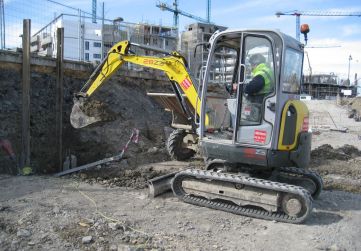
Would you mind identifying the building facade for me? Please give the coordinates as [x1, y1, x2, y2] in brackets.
[31, 14, 178, 64]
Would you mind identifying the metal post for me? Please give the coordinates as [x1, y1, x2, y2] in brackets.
[80, 11, 84, 61]
[296, 14, 300, 42]
[207, 0, 211, 23]
[112, 20, 115, 45]
[101, 2, 104, 59]
[0, 0, 5, 49]
[347, 54, 352, 82]
[173, 0, 179, 29]
[56, 27, 64, 171]
[21, 19, 31, 170]
[78, 9, 81, 61]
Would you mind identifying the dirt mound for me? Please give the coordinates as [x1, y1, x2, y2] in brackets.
[72, 158, 203, 190]
[77, 166, 166, 189]
[311, 144, 361, 161]
[348, 97, 361, 121]
[350, 97, 361, 113]
[63, 76, 173, 174]
[310, 144, 361, 193]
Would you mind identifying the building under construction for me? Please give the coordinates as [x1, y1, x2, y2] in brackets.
[303, 73, 357, 99]
[180, 22, 227, 80]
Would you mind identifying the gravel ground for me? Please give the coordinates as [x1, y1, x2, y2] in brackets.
[0, 174, 360, 251]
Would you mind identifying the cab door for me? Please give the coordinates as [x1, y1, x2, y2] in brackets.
[234, 33, 277, 147]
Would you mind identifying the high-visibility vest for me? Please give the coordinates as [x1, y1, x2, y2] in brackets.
[252, 63, 274, 94]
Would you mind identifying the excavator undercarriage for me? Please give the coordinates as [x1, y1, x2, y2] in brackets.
[149, 165, 322, 224]
[173, 169, 313, 223]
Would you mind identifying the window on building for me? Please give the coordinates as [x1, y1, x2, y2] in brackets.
[93, 42, 101, 47]
[85, 41, 89, 50]
[93, 53, 101, 59]
[85, 53, 89, 61]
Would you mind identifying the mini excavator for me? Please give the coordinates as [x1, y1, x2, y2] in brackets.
[71, 25, 323, 223]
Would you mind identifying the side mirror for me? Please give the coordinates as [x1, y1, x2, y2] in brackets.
[300, 24, 310, 45]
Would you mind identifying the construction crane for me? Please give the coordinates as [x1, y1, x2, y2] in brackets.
[275, 10, 361, 41]
[156, 0, 212, 30]
[92, 0, 96, 23]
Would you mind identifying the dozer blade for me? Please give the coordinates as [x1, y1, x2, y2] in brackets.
[148, 171, 179, 197]
[70, 97, 116, 128]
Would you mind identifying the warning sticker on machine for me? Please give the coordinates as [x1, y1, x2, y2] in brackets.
[254, 130, 267, 144]
[244, 106, 251, 116]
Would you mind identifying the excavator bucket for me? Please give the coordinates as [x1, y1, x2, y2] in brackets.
[70, 97, 116, 128]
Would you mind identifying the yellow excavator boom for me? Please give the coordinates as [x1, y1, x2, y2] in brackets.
[74, 40, 207, 127]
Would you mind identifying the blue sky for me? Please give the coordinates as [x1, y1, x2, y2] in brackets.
[86, 0, 361, 81]
[4, 0, 361, 82]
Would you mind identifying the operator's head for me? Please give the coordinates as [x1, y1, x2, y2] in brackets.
[249, 54, 266, 68]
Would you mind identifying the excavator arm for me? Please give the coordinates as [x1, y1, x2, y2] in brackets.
[71, 40, 206, 128]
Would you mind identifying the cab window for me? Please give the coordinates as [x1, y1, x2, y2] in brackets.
[282, 48, 303, 93]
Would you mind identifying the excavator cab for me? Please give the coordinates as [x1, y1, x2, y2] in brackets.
[199, 30, 310, 170]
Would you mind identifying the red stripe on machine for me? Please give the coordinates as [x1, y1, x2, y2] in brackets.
[243, 148, 266, 160]
[180, 78, 192, 90]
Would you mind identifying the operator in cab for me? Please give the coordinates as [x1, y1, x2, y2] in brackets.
[225, 53, 274, 123]
[226, 53, 273, 101]
[244, 53, 274, 103]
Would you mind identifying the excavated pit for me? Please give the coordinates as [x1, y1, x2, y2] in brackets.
[0, 62, 173, 174]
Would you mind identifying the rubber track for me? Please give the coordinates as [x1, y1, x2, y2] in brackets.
[172, 169, 313, 224]
[277, 167, 323, 199]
